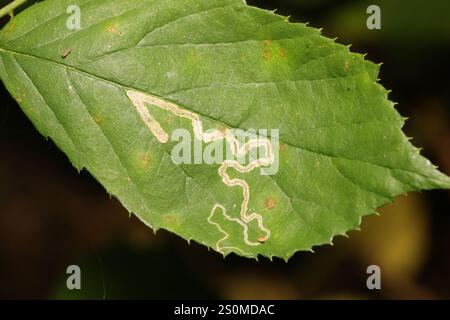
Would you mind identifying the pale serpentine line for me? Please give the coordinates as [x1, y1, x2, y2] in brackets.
[207, 204, 251, 256]
[127, 90, 272, 253]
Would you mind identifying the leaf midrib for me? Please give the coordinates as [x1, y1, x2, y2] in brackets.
[0, 46, 344, 225]
[1, 46, 444, 190]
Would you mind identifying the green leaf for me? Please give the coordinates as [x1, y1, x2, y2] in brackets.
[0, 0, 449, 260]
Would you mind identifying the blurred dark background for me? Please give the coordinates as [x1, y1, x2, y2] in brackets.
[1, 0, 449, 299]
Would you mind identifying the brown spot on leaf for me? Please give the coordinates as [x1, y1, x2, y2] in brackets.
[107, 26, 123, 36]
[280, 143, 287, 153]
[263, 49, 272, 61]
[344, 61, 350, 71]
[264, 197, 277, 210]
[279, 48, 287, 59]
[140, 154, 151, 167]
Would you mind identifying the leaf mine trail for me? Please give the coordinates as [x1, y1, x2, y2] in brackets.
[127, 90, 273, 254]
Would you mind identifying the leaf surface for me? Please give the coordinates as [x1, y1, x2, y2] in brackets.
[1, 0, 449, 259]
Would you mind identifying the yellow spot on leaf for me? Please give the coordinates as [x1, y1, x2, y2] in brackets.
[263, 50, 272, 61]
[263, 40, 273, 61]
[218, 125, 228, 135]
[278, 48, 287, 59]
[94, 115, 102, 124]
[3, 23, 16, 36]
[164, 214, 178, 224]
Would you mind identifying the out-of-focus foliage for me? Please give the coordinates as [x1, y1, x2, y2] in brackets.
[326, 0, 450, 47]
